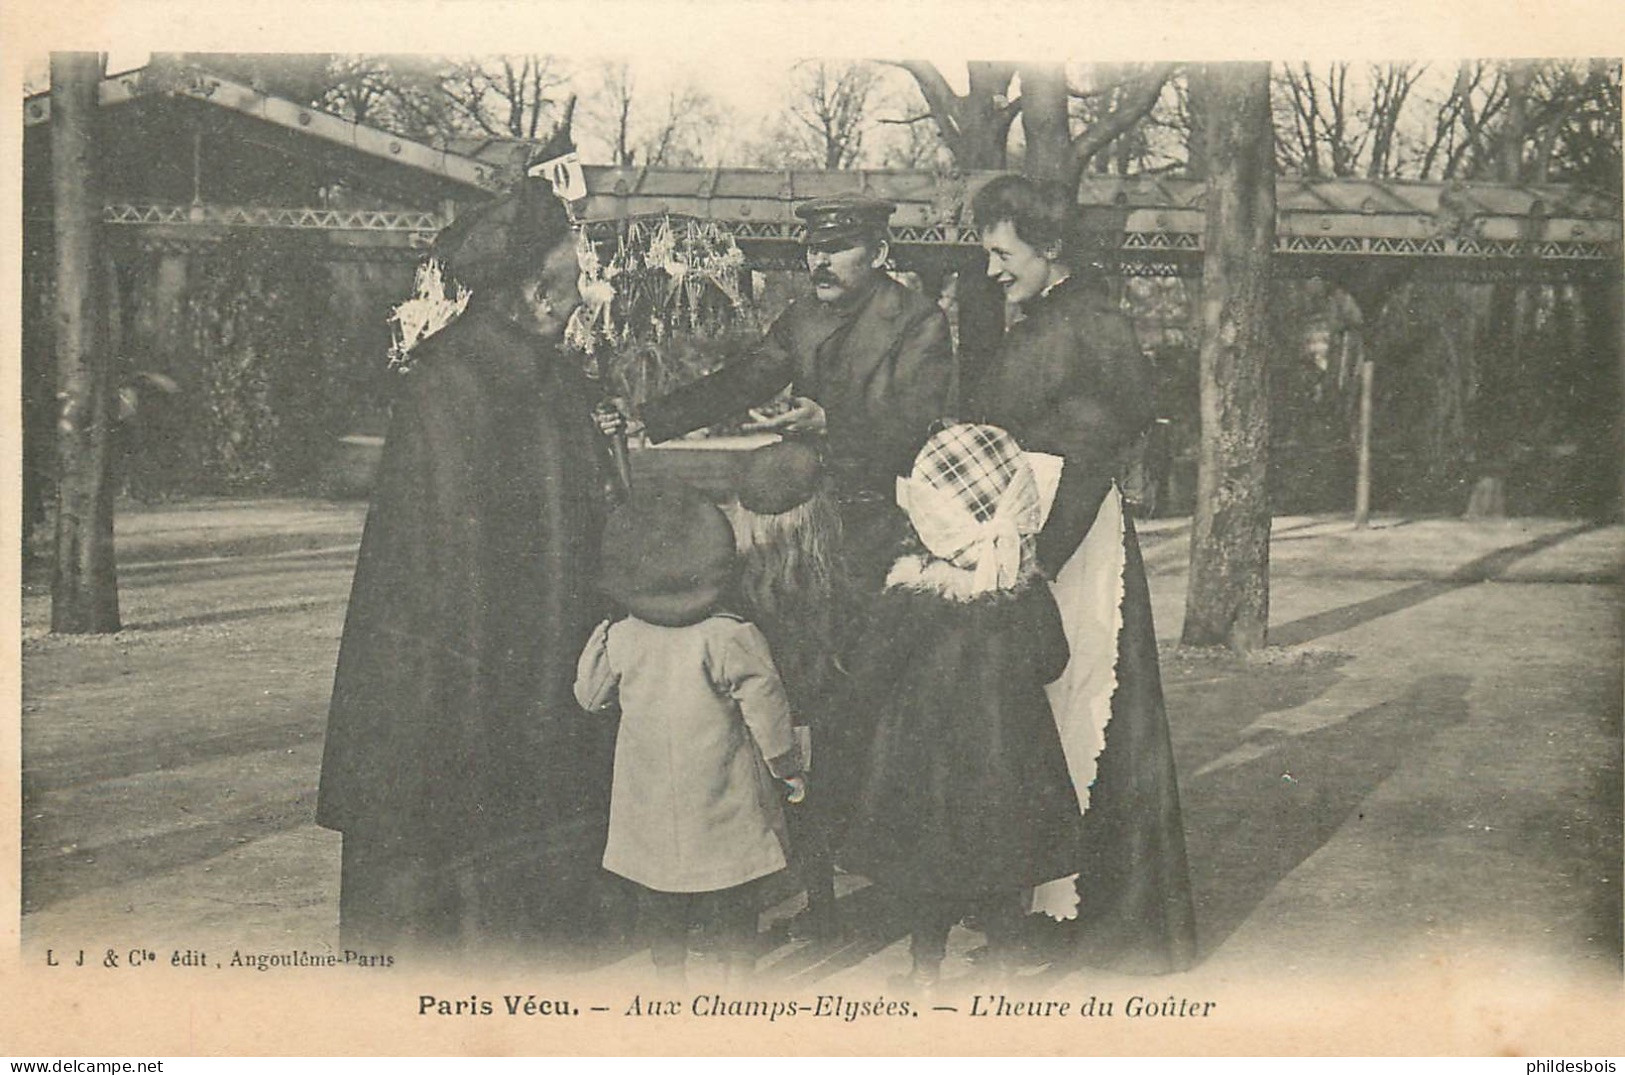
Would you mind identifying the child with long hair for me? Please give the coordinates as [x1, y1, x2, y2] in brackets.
[723, 439, 847, 944]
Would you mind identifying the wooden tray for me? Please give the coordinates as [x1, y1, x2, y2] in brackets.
[628, 434, 783, 500]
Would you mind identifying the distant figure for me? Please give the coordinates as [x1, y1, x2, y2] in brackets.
[575, 484, 805, 985]
[317, 167, 615, 957]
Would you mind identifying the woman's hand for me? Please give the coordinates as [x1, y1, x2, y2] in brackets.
[743, 396, 826, 435]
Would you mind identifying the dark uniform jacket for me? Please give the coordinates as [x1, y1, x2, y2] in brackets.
[316, 306, 613, 950]
[642, 273, 956, 496]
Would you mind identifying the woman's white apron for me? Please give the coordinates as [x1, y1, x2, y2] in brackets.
[1025, 454, 1128, 920]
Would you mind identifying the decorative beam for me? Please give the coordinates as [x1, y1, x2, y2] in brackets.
[103, 202, 447, 233]
[583, 213, 1617, 269]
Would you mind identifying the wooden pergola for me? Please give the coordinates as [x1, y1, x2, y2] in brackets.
[26, 64, 1620, 280]
[574, 166, 1622, 286]
[25, 63, 1624, 524]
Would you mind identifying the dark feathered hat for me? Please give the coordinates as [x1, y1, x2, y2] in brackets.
[432, 128, 577, 292]
[598, 482, 737, 627]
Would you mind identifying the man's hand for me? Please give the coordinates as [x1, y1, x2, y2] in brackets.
[743, 396, 826, 434]
[592, 401, 630, 438]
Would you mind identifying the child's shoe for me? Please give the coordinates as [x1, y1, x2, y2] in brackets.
[887, 959, 941, 998]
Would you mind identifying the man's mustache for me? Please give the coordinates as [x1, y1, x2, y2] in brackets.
[811, 270, 840, 286]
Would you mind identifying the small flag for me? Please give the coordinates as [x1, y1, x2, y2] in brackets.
[529, 151, 587, 204]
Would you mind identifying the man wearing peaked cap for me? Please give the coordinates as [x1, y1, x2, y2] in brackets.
[796, 192, 899, 254]
[639, 190, 957, 592]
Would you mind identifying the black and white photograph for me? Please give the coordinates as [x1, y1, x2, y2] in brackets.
[4, 0, 1623, 1058]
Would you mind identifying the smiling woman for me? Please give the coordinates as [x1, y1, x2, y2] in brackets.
[965, 173, 1198, 974]
[976, 177, 1081, 306]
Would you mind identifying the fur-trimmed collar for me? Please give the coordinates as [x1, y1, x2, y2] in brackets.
[882, 553, 1043, 603]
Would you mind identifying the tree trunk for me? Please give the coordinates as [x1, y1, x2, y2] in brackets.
[895, 61, 1014, 171]
[1181, 63, 1275, 652]
[50, 52, 121, 634]
[1497, 61, 1532, 183]
[954, 260, 1006, 403]
[1579, 277, 1624, 520]
[1017, 63, 1071, 181]
[1184, 71, 1210, 181]
[1461, 60, 1535, 516]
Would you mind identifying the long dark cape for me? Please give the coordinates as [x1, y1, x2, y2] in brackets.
[316, 307, 612, 953]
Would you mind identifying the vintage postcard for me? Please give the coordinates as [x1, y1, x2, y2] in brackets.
[3, 0, 1623, 1058]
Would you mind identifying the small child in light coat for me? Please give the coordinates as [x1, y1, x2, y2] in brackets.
[575, 482, 804, 983]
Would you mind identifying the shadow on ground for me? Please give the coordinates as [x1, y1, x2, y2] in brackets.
[1177, 671, 1473, 960]
[1271, 521, 1599, 646]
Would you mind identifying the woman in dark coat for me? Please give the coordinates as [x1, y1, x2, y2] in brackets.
[315, 175, 614, 957]
[964, 174, 1198, 974]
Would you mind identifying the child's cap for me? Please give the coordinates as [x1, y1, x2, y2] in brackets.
[599, 482, 736, 626]
[736, 438, 826, 516]
[896, 423, 1043, 592]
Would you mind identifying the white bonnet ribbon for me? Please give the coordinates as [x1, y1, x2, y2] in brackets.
[1026, 451, 1065, 527]
[896, 472, 1042, 594]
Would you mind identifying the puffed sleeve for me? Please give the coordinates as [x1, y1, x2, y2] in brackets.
[1030, 309, 1154, 576]
[710, 620, 801, 777]
[572, 618, 620, 712]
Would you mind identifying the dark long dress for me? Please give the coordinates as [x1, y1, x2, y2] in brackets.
[966, 275, 1199, 974]
[837, 575, 1082, 898]
[315, 305, 613, 956]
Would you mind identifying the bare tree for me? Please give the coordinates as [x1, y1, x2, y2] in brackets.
[1270, 62, 1428, 179]
[891, 60, 1020, 170]
[1181, 62, 1276, 652]
[50, 52, 121, 633]
[642, 85, 721, 167]
[438, 55, 570, 140]
[579, 63, 722, 167]
[586, 61, 638, 166]
[317, 55, 470, 145]
[1365, 62, 1427, 178]
[785, 60, 883, 169]
[893, 60, 1174, 187]
[1019, 62, 1175, 187]
[1070, 64, 1186, 177]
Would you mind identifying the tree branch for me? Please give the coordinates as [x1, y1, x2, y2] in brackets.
[890, 59, 960, 132]
[1062, 62, 1175, 187]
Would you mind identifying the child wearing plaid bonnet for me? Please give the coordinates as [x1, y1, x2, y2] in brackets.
[835, 423, 1085, 989]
